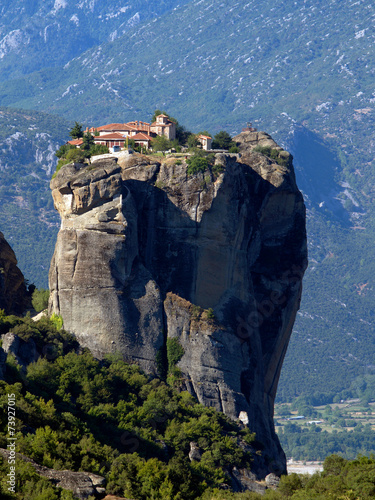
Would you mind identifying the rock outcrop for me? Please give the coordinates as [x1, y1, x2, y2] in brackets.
[1, 332, 39, 370]
[0, 231, 27, 315]
[49, 131, 307, 477]
[0, 448, 105, 500]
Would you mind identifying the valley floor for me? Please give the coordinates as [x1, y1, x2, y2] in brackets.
[287, 460, 323, 475]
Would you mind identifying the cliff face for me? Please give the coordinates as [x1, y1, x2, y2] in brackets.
[49, 131, 307, 476]
[0, 231, 27, 315]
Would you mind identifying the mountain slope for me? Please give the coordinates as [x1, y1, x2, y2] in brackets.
[0, 0, 373, 138]
[0, 0, 191, 81]
[0, 107, 70, 288]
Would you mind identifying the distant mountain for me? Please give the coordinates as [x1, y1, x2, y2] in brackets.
[0, 0, 191, 81]
[0, 107, 70, 288]
[0, 0, 374, 401]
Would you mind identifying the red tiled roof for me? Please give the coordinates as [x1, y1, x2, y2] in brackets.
[126, 121, 150, 128]
[94, 133, 126, 140]
[96, 123, 135, 132]
[131, 133, 153, 141]
[199, 135, 212, 139]
[67, 138, 83, 146]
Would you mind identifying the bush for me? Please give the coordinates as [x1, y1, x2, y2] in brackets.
[253, 145, 272, 156]
[65, 148, 86, 162]
[166, 338, 184, 369]
[89, 144, 109, 156]
[187, 156, 208, 176]
[55, 143, 75, 159]
[253, 145, 290, 167]
[32, 289, 50, 312]
[206, 308, 215, 320]
[212, 131, 233, 150]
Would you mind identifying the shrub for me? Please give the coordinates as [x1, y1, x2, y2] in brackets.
[187, 156, 208, 176]
[166, 338, 184, 369]
[89, 144, 109, 156]
[50, 313, 63, 331]
[32, 289, 50, 312]
[211, 163, 224, 177]
[206, 308, 215, 320]
[65, 148, 86, 162]
[253, 145, 272, 156]
[55, 143, 75, 159]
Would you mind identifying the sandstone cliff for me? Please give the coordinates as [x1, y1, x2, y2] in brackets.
[49, 131, 307, 477]
[0, 231, 27, 315]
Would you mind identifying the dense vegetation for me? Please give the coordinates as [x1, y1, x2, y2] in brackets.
[0, 0, 192, 82]
[1, 314, 375, 498]
[0, 312, 258, 499]
[277, 208, 375, 403]
[275, 395, 375, 461]
[278, 424, 375, 462]
[201, 456, 375, 499]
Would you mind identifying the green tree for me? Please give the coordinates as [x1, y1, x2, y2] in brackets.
[151, 135, 172, 153]
[197, 130, 212, 138]
[55, 143, 75, 159]
[69, 121, 84, 139]
[65, 148, 86, 163]
[212, 131, 235, 150]
[187, 134, 200, 149]
[81, 132, 95, 152]
[32, 289, 50, 312]
[151, 109, 164, 123]
[186, 156, 209, 175]
[176, 124, 191, 145]
[166, 338, 184, 370]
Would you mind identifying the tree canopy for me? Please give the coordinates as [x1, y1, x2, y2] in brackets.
[212, 131, 237, 151]
[151, 134, 172, 152]
[68, 121, 84, 139]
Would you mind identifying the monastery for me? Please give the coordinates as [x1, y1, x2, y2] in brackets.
[68, 114, 212, 151]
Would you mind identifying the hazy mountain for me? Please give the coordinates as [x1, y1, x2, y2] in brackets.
[0, 0, 374, 401]
[0, 0, 191, 81]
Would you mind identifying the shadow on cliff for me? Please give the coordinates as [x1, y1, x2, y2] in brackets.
[124, 157, 306, 366]
[124, 178, 201, 302]
[289, 126, 352, 226]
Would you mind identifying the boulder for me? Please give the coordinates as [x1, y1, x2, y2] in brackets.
[0, 448, 105, 500]
[2, 332, 39, 369]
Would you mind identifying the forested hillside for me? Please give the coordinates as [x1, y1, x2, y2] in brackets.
[1, 314, 375, 499]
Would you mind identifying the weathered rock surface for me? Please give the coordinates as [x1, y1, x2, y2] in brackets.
[1, 332, 39, 370]
[0, 231, 28, 315]
[188, 441, 202, 462]
[49, 132, 307, 477]
[0, 448, 105, 500]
